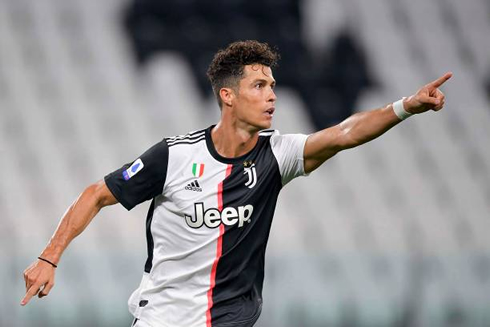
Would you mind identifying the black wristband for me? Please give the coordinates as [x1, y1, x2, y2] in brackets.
[38, 257, 58, 268]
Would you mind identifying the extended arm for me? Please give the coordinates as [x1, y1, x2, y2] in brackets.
[21, 180, 117, 306]
[304, 72, 452, 173]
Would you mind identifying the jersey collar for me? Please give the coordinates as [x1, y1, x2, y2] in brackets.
[205, 125, 261, 164]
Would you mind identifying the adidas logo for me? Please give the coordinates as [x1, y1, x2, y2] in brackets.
[185, 180, 202, 192]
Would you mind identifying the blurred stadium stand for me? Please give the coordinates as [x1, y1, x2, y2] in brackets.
[123, 0, 372, 128]
[1, 0, 490, 326]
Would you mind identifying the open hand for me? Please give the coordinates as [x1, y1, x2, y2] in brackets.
[405, 72, 453, 114]
[21, 259, 56, 306]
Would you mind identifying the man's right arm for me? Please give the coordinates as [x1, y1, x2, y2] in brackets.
[303, 72, 452, 173]
[21, 180, 117, 306]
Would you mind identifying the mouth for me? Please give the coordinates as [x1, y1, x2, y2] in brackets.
[264, 107, 275, 117]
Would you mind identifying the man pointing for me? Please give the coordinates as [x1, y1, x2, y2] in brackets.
[22, 40, 451, 327]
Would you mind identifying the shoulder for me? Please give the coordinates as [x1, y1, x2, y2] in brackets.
[260, 129, 307, 145]
[165, 128, 207, 148]
[258, 129, 309, 151]
[267, 131, 309, 157]
[257, 129, 279, 150]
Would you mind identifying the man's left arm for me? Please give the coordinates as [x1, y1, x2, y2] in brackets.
[304, 72, 453, 173]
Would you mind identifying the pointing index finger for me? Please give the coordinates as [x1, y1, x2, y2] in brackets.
[21, 285, 40, 306]
[428, 72, 453, 89]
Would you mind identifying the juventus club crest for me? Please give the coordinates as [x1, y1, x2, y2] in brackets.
[243, 161, 257, 189]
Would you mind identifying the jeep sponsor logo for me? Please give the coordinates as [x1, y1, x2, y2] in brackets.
[185, 202, 253, 229]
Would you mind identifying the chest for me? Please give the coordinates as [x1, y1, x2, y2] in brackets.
[162, 146, 281, 217]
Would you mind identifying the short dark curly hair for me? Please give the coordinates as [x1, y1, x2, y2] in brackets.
[207, 40, 280, 108]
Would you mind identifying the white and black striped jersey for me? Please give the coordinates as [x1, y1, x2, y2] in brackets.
[105, 126, 308, 327]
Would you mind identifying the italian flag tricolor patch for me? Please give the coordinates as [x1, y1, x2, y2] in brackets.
[192, 163, 205, 178]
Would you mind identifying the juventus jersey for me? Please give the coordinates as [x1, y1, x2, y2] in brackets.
[104, 126, 308, 327]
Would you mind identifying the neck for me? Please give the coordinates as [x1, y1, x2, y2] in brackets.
[211, 120, 259, 158]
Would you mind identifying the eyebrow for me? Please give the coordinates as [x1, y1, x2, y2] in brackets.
[252, 78, 276, 86]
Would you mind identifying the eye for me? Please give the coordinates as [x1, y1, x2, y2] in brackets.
[255, 83, 263, 89]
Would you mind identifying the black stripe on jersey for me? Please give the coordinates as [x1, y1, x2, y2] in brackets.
[167, 137, 205, 146]
[166, 130, 206, 144]
[167, 133, 205, 144]
[144, 199, 156, 273]
[167, 136, 206, 146]
[167, 136, 206, 147]
[211, 134, 282, 326]
[195, 180, 200, 187]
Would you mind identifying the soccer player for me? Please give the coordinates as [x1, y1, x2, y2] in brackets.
[21, 40, 451, 327]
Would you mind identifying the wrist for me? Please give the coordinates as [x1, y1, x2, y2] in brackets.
[39, 249, 61, 266]
[38, 257, 58, 268]
[392, 97, 412, 120]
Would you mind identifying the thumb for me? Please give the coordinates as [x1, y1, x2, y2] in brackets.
[39, 279, 55, 298]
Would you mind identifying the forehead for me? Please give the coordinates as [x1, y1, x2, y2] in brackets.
[242, 64, 274, 82]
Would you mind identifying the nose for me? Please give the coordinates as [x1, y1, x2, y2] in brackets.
[268, 88, 277, 102]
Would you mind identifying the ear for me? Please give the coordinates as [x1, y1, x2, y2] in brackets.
[219, 87, 235, 107]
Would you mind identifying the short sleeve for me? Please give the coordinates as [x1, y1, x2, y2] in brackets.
[104, 139, 169, 211]
[270, 132, 309, 186]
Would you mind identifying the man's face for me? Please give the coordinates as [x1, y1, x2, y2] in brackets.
[231, 64, 277, 131]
